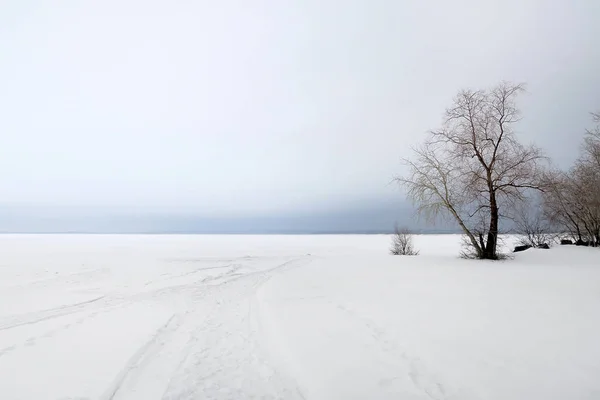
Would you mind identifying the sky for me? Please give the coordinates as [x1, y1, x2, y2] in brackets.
[1, 0, 599, 232]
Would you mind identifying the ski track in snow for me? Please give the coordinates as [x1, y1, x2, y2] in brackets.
[0, 251, 313, 399]
[160, 257, 310, 400]
[0, 296, 107, 332]
[101, 314, 182, 400]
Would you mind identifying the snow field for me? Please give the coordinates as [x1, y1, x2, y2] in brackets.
[0, 234, 598, 399]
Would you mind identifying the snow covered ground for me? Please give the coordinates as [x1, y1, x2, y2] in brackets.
[0, 234, 599, 400]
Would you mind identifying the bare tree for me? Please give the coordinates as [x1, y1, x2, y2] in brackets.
[397, 82, 545, 259]
[571, 162, 600, 246]
[390, 226, 419, 255]
[542, 170, 585, 242]
[584, 111, 600, 169]
[542, 112, 600, 246]
[514, 201, 553, 248]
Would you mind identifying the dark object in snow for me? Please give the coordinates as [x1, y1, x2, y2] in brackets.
[537, 243, 550, 249]
[561, 239, 574, 245]
[514, 244, 532, 253]
[575, 240, 590, 246]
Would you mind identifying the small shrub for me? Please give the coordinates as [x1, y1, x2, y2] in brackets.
[390, 226, 419, 256]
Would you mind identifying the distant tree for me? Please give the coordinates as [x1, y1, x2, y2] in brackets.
[390, 226, 419, 255]
[514, 199, 553, 248]
[570, 163, 600, 246]
[584, 111, 600, 169]
[396, 82, 545, 259]
[542, 112, 600, 246]
[542, 170, 585, 242]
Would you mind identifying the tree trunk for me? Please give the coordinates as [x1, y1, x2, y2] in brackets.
[483, 193, 499, 259]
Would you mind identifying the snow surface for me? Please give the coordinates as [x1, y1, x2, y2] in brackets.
[0, 234, 599, 400]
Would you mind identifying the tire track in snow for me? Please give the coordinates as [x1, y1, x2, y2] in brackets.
[143, 263, 242, 287]
[0, 257, 258, 334]
[249, 282, 308, 400]
[161, 256, 312, 400]
[0, 306, 110, 358]
[1, 254, 312, 399]
[0, 296, 106, 331]
[0, 268, 217, 334]
[0, 283, 197, 359]
[100, 314, 183, 400]
[1, 267, 110, 290]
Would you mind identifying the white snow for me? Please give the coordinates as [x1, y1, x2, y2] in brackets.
[0, 234, 599, 399]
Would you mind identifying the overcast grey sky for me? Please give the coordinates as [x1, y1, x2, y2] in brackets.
[1, 0, 599, 224]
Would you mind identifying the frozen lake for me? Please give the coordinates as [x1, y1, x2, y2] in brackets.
[0, 234, 599, 399]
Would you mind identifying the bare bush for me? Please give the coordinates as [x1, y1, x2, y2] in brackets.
[390, 226, 419, 255]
